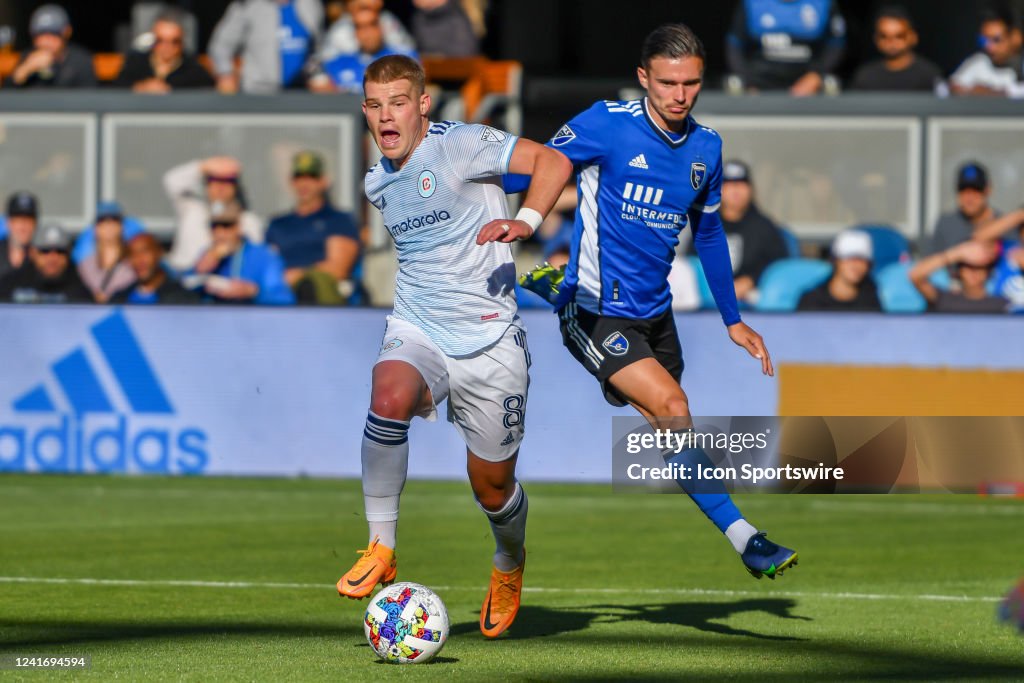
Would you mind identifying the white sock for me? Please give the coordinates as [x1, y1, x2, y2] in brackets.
[479, 482, 528, 572]
[361, 412, 410, 550]
[725, 519, 758, 554]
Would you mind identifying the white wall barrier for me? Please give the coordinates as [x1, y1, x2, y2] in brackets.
[0, 307, 1021, 482]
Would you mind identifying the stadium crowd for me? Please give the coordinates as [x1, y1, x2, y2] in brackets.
[0, 1, 1022, 312]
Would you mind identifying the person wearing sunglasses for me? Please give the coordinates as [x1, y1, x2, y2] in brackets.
[186, 199, 294, 305]
[849, 5, 942, 92]
[0, 224, 91, 304]
[114, 11, 215, 93]
[163, 156, 264, 272]
[950, 5, 1024, 97]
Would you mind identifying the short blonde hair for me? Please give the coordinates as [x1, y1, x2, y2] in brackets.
[364, 55, 426, 95]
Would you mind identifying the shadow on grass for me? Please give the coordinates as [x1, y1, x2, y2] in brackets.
[451, 598, 809, 641]
[2, 607, 1021, 681]
[0, 619, 360, 650]
[372, 656, 458, 666]
[447, 599, 1023, 681]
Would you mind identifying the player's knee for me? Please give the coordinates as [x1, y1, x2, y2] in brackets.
[474, 485, 512, 512]
[470, 475, 515, 512]
[662, 394, 690, 419]
[369, 391, 418, 422]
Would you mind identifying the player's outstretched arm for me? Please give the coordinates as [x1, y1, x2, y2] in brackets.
[477, 140, 572, 244]
[728, 322, 774, 377]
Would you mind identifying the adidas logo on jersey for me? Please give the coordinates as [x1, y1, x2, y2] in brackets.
[628, 154, 649, 170]
[500, 431, 515, 446]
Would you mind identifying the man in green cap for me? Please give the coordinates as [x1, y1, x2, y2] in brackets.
[266, 150, 364, 304]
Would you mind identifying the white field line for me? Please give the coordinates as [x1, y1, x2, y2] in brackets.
[3, 485, 1022, 516]
[0, 576, 1000, 604]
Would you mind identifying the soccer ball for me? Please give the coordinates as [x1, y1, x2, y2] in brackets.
[364, 582, 449, 664]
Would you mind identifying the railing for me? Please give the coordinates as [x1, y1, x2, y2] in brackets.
[0, 92, 1022, 245]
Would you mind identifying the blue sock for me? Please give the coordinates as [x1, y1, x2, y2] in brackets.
[666, 447, 744, 533]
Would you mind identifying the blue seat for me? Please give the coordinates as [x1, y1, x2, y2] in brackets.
[755, 258, 832, 312]
[778, 227, 801, 258]
[877, 262, 952, 313]
[857, 225, 910, 275]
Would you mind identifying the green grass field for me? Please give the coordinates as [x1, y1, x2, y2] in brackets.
[1, 475, 1022, 681]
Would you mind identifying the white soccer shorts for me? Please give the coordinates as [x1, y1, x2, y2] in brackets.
[374, 315, 530, 462]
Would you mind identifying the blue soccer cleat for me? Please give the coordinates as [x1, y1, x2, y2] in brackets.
[518, 263, 565, 306]
[741, 532, 798, 579]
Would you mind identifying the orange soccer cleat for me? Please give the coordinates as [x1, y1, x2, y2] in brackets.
[336, 537, 397, 599]
[479, 550, 526, 638]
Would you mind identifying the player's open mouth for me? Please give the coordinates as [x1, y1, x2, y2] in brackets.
[380, 129, 400, 147]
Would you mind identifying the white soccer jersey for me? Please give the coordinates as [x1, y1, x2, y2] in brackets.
[366, 121, 519, 356]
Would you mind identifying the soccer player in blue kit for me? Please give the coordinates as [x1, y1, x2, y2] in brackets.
[522, 24, 798, 578]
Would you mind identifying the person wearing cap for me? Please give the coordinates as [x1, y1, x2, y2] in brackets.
[0, 224, 91, 303]
[6, 4, 96, 88]
[910, 239, 1008, 314]
[110, 234, 200, 305]
[950, 6, 1024, 98]
[187, 199, 294, 305]
[849, 5, 943, 92]
[163, 156, 264, 272]
[76, 201, 137, 303]
[925, 162, 1002, 256]
[114, 10, 215, 93]
[716, 160, 788, 304]
[0, 192, 39, 280]
[265, 151, 363, 304]
[797, 230, 882, 312]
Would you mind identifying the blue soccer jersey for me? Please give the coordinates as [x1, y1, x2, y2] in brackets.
[548, 98, 741, 326]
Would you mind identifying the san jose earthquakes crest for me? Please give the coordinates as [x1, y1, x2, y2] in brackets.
[691, 162, 707, 191]
[602, 331, 629, 356]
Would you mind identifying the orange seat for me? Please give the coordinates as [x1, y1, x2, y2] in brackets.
[0, 51, 20, 84]
[461, 60, 521, 122]
[420, 57, 522, 125]
[93, 53, 124, 82]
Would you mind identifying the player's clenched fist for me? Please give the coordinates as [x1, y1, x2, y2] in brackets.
[476, 219, 534, 244]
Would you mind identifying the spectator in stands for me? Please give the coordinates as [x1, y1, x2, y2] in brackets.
[725, 0, 846, 95]
[0, 192, 38, 280]
[312, 8, 417, 93]
[717, 160, 789, 304]
[849, 6, 943, 92]
[208, 0, 323, 94]
[163, 156, 264, 272]
[0, 224, 91, 303]
[797, 229, 882, 311]
[188, 199, 294, 305]
[411, 0, 481, 57]
[114, 11, 214, 92]
[973, 206, 1024, 311]
[6, 5, 95, 89]
[925, 162, 999, 256]
[318, 0, 415, 69]
[110, 233, 199, 305]
[265, 151, 362, 304]
[950, 6, 1024, 98]
[76, 201, 136, 303]
[910, 240, 1007, 313]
